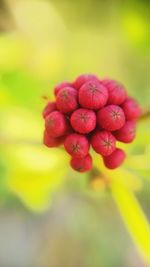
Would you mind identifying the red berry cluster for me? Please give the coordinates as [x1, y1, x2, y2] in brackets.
[43, 74, 141, 172]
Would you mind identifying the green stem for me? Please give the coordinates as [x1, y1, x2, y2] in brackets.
[139, 109, 150, 121]
[111, 179, 150, 266]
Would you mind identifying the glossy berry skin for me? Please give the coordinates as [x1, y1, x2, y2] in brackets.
[70, 154, 92, 172]
[114, 120, 136, 143]
[56, 87, 78, 114]
[103, 148, 126, 169]
[97, 105, 125, 131]
[64, 133, 89, 158]
[54, 82, 72, 96]
[42, 101, 56, 119]
[121, 97, 142, 120]
[71, 108, 96, 134]
[43, 130, 65, 147]
[43, 74, 141, 172]
[45, 111, 69, 138]
[101, 79, 127, 105]
[91, 131, 116, 156]
[79, 80, 108, 110]
[73, 74, 98, 90]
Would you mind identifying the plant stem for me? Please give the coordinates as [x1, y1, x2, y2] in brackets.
[139, 109, 150, 121]
[111, 180, 150, 266]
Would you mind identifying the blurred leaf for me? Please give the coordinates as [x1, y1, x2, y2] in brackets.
[111, 178, 150, 265]
[0, 33, 30, 71]
[1, 71, 43, 107]
[0, 83, 12, 106]
[0, 106, 70, 211]
[4, 144, 69, 212]
[123, 121, 150, 172]
[121, 1, 150, 52]
[29, 44, 65, 81]
[123, 12, 148, 44]
[133, 170, 150, 181]
[93, 153, 142, 192]
[0, 107, 42, 140]
[126, 155, 150, 171]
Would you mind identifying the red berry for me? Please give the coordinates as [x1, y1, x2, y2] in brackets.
[71, 108, 96, 134]
[121, 97, 142, 120]
[73, 74, 98, 89]
[54, 82, 72, 96]
[103, 148, 126, 169]
[97, 105, 125, 131]
[79, 80, 108, 110]
[45, 111, 69, 137]
[91, 131, 116, 156]
[114, 120, 136, 143]
[64, 133, 89, 158]
[100, 79, 127, 105]
[42, 101, 56, 119]
[70, 154, 92, 172]
[56, 87, 78, 114]
[43, 130, 65, 147]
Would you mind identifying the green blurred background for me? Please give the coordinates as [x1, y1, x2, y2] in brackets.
[0, 0, 150, 266]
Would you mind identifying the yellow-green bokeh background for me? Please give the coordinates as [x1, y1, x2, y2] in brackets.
[0, 0, 150, 266]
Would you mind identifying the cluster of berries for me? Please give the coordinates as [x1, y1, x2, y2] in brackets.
[43, 74, 141, 172]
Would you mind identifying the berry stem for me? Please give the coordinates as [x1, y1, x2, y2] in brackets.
[139, 108, 150, 121]
[88, 167, 110, 188]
